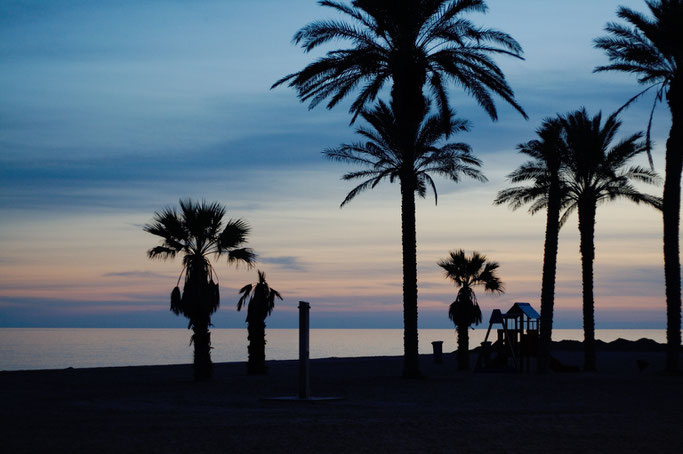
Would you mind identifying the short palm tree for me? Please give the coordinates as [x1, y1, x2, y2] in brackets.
[237, 270, 282, 375]
[560, 109, 661, 371]
[594, 0, 683, 373]
[494, 117, 566, 374]
[438, 250, 504, 371]
[274, 0, 526, 378]
[144, 199, 256, 380]
[325, 100, 485, 376]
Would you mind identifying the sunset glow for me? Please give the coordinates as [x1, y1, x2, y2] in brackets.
[0, 0, 672, 328]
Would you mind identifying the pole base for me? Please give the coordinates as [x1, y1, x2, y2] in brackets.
[262, 396, 344, 402]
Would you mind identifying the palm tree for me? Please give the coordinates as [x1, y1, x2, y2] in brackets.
[273, 0, 526, 378]
[594, 0, 683, 373]
[559, 109, 661, 371]
[438, 250, 504, 371]
[144, 199, 256, 380]
[237, 270, 283, 375]
[494, 117, 566, 374]
[325, 100, 485, 376]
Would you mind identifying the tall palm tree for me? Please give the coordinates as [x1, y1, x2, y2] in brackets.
[560, 109, 661, 371]
[144, 199, 256, 380]
[274, 0, 526, 377]
[594, 0, 683, 373]
[494, 117, 566, 374]
[438, 249, 504, 371]
[237, 270, 283, 375]
[325, 100, 485, 376]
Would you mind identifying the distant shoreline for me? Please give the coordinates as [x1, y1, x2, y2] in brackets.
[1, 337, 679, 374]
[1, 329, 679, 372]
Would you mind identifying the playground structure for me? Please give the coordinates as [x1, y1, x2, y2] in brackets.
[475, 302, 540, 372]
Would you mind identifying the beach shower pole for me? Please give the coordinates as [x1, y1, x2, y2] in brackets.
[298, 301, 310, 399]
[265, 301, 339, 402]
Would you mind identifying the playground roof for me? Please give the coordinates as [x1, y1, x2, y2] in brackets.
[505, 302, 540, 320]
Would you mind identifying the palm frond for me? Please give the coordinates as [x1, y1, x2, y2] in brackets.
[560, 108, 660, 218]
[227, 248, 256, 268]
[219, 218, 251, 250]
[495, 116, 566, 214]
[236, 270, 282, 321]
[440, 247, 503, 327]
[144, 198, 256, 329]
[329, 99, 482, 207]
[147, 246, 177, 260]
[273, 0, 526, 122]
[593, 0, 679, 170]
[236, 284, 253, 312]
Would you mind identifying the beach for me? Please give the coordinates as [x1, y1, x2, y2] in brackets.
[1, 344, 682, 454]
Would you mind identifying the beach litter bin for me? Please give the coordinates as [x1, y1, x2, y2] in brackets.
[431, 341, 444, 364]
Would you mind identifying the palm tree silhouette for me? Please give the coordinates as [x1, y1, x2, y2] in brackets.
[144, 199, 256, 380]
[274, 0, 525, 377]
[326, 100, 485, 376]
[559, 109, 660, 371]
[326, 100, 484, 204]
[438, 249, 504, 371]
[594, 0, 682, 373]
[273, 0, 526, 124]
[494, 117, 566, 374]
[237, 270, 283, 375]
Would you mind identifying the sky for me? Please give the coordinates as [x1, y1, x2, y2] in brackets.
[0, 0, 674, 329]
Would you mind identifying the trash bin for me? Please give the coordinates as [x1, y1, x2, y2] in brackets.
[431, 341, 444, 364]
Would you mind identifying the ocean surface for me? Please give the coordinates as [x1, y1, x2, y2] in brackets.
[0, 328, 673, 371]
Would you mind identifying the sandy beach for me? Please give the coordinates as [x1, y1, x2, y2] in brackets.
[1, 347, 681, 453]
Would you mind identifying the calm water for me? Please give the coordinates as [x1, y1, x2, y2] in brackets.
[0, 328, 671, 371]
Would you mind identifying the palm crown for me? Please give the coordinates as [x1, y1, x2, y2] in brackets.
[558, 109, 661, 225]
[595, 1, 679, 85]
[495, 111, 661, 219]
[273, 0, 527, 122]
[144, 199, 256, 320]
[494, 118, 567, 214]
[144, 199, 255, 265]
[237, 270, 283, 323]
[438, 249, 503, 327]
[439, 249, 504, 292]
[325, 100, 485, 206]
[594, 0, 682, 162]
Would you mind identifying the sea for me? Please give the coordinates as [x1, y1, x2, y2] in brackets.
[0, 328, 673, 371]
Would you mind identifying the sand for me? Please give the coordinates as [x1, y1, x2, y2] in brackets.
[1, 348, 682, 453]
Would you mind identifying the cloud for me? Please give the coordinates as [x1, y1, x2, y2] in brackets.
[103, 270, 171, 279]
[258, 256, 307, 272]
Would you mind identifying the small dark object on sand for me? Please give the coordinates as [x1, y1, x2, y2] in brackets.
[636, 359, 650, 372]
[550, 355, 580, 373]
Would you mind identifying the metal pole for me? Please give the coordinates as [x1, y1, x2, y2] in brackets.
[298, 301, 310, 399]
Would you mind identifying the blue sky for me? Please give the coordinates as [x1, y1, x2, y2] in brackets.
[0, 0, 672, 329]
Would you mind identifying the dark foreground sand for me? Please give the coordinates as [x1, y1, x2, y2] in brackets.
[1, 348, 682, 453]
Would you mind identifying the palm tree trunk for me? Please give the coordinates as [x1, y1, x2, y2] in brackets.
[192, 317, 212, 381]
[391, 57, 425, 379]
[663, 85, 682, 373]
[400, 176, 421, 378]
[247, 320, 267, 374]
[578, 200, 597, 372]
[538, 179, 561, 374]
[456, 325, 470, 371]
